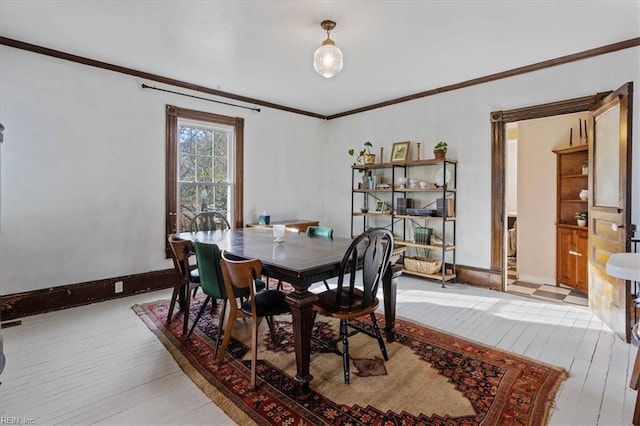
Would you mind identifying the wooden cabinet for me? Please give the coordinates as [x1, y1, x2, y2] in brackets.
[351, 159, 457, 285]
[553, 145, 588, 293]
[556, 226, 588, 293]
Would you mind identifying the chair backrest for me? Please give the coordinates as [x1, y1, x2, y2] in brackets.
[219, 251, 262, 316]
[333, 228, 394, 311]
[193, 241, 227, 299]
[190, 211, 231, 232]
[306, 226, 334, 238]
[168, 234, 193, 280]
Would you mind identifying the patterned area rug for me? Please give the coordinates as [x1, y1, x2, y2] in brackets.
[133, 297, 567, 425]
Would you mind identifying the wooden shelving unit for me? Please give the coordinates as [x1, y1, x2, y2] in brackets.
[351, 158, 457, 286]
[553, 145, 588, 292]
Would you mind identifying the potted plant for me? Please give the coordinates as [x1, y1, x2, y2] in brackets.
[575, 211, 588, 227]
[348, 141, 376, 166]
[433, 141, 447, 160]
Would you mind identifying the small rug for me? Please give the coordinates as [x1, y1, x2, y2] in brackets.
[133, 297, 567, 425]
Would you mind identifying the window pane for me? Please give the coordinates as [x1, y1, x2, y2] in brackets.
[197, 184, 212, 212]
[179, 127, 196, 154]
[179, 153, 196, 181]
[214, 157, 228, 182]
[214, 131, 229, 156]
[196, 156, 213, 182]
[178, 184, 197, 232]
[594, 104, 620, 207]
[214, 185, 228, 212]
[196, 129, 213, 156]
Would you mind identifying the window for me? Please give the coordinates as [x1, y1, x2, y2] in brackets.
[166, 105, 244, 254]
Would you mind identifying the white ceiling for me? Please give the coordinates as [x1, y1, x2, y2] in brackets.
[1, 1, 639, 116]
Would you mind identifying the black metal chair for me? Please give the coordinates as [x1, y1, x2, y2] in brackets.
[312, 227, 394, 384]
[167, 235, 201, 335]
[190, 211, 231, 232]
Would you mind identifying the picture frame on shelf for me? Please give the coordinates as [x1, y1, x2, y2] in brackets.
[374, 200, 391, 214]
[390, 141, 410, 162]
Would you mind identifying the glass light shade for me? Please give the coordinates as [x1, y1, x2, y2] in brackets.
[313, 40, 343, 79]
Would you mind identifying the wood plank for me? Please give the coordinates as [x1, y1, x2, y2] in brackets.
[0, 277, 635, 425]
[598, 336, 633, 425]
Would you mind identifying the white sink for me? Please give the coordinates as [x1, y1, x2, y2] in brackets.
[605, 253, 640, 281]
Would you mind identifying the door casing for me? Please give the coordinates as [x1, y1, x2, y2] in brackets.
[490, 92, 611, 289]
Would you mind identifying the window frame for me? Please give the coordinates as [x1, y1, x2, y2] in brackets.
[165, 105, 244, 257]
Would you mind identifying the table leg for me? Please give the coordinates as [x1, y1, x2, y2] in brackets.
[382, 264, 402, 342]
[286, 289, 317, 392]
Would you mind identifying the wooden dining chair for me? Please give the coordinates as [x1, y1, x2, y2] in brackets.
[189, 242, 266, 355]
[312, 227, 393, 384]
[167, 235, 200, 335]
[217, 251, 291, 390]
[190, 211, 231, 232]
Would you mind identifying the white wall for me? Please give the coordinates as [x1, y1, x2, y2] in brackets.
[1, 45, 639, 295]
[323, 48, 640, 270]
[0, 47, 324, 294]
[506, 139, 518, 216]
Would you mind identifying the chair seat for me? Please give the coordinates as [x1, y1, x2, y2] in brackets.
[241, 290, 291, 317]
[315, 287, 364, 311]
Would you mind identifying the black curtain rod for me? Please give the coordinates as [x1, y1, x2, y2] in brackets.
[141, 83, 260, 112]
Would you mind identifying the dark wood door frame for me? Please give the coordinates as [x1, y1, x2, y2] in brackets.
[490, 92, 611, 288]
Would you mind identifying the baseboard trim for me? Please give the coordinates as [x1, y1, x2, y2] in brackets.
[399, 262, 502, 290]
[0, 264, 504, 321]
[454, 264, 503, 290]
[0, 269, 176, 321]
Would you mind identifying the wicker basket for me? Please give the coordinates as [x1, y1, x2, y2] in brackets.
[403, 256, 442, 274]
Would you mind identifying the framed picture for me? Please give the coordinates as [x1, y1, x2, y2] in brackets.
[391, 141, 410, 162]
[374, 200, 391, 213]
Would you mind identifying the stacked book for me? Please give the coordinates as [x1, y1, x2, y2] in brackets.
[414, 226, 432, 245]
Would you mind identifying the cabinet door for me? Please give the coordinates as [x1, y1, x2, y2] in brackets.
[556, 228, 574, 286]
[574, 230, 588, 293]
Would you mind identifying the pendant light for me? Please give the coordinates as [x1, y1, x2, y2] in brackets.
[313, 20, 343, 79]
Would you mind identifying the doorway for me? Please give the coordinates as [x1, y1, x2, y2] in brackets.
[503, 116, 589, 307]
[490, 83, 634, 342]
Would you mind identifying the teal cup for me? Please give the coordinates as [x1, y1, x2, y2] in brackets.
[259, 215, 270, 225]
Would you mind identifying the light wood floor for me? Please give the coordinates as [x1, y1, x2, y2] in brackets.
[0, 276, 636, 425]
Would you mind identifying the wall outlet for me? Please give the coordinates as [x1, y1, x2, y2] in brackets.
[114, 281, 124, 293]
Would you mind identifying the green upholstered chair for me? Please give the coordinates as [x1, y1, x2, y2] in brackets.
[306, 226, 334, 238]
[312, 227, 393, 384]
[306, 226, 334, 290]
[190, 241, 265, 356]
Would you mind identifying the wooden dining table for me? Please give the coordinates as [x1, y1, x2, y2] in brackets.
[177, 227, 401, 392]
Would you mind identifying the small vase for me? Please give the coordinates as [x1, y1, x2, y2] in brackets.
[360, 204, 369, 213]
[579, 189, 588, 201]
[577, 219, 587, 227]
